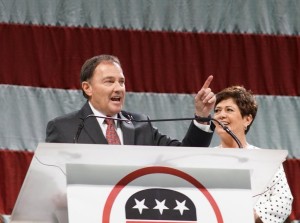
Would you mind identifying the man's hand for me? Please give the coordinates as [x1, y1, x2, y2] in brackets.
[194, 75, 216, 117]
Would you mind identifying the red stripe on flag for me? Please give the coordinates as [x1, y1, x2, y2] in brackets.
[1, 23, 299, 95]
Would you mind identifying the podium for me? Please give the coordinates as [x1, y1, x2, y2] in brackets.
[10, 143, 287, 223]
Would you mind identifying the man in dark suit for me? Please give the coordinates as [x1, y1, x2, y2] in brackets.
[46, 54, 215, 146]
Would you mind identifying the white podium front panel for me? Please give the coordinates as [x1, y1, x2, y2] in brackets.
[66, 164, 252, 223]
[10, 143, 287, 223]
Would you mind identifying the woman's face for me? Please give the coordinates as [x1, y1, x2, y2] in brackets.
[213, 98, 252, 138]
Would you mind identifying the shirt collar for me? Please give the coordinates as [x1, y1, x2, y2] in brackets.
[88, 101, 118, 126]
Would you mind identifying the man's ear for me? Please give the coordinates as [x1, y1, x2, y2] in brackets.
[82, 81, 92, 97]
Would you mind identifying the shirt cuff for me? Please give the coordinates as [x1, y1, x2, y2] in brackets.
[193, 120, 213, 132]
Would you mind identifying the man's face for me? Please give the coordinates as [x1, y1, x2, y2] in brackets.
[82, 61, 126, 116]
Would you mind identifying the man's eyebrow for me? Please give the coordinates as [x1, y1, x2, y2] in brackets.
[103, 76, 114, 79]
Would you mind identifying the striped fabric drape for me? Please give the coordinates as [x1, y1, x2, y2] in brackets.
[0, 0, 299, 221]
[0, 150, 33, 214]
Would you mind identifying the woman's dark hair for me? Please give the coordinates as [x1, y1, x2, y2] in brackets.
[80, 55, 121, 99]
[215, 86, 258, 134]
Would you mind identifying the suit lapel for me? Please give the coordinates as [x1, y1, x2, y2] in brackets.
[78, 103, 135, 144]
[80, 102, 107, 144]
[84, 117, 107, 144]
[120, 113, 135, 145]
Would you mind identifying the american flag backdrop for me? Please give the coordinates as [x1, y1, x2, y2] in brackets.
[0, 0, 299, 220]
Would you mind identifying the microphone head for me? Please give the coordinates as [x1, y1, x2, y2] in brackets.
[121, 111, 134, 123]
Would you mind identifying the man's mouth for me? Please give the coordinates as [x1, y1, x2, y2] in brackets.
[111, 96, 121, 102]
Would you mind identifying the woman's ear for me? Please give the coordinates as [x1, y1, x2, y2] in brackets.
[244, 114, 253, 127]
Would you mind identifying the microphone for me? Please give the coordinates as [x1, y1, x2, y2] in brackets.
[73, 112, 243, 148]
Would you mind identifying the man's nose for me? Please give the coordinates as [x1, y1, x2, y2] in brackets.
[113, 82, 124, 91]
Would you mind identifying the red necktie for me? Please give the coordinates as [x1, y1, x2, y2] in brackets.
[105, 118, 121, 144]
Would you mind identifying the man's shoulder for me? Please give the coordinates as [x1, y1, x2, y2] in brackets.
[50, 110, 81, 123]
[48, 102, 90, 124]
[45, 109, 83, 141]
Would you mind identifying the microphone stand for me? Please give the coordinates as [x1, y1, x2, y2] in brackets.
[73, 114, 243, 148]
[126, 114, 242, 148]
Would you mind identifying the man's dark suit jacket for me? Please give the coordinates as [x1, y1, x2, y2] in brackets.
[46, 102, 213, 147]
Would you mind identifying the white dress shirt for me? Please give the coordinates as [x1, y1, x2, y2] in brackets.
[89, 102, 124, 144]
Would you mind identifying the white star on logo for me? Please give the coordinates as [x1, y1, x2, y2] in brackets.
[132, 198, 149, 214]
[153, 199, 169, 214]
[174, 200, 189, 215]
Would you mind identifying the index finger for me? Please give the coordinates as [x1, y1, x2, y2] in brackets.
[201, 75, 213, 89]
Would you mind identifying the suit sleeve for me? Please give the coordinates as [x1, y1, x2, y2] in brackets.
[181, 122, 213, 147]
[150, 120, 213, 147]
[122, 111, 214, 147]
